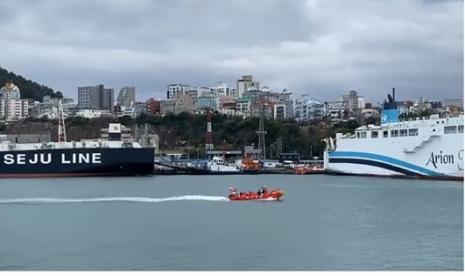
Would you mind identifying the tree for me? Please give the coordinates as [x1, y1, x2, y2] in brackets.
[55, 91, 63, 98]
[0, 66, 60, 102]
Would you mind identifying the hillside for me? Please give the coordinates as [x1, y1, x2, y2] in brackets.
[0, 67, 62, 101]
[1, 113, 361, 158]
[134, 113, 350, 159]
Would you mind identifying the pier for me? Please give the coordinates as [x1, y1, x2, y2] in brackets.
[153, 156, 325, 175]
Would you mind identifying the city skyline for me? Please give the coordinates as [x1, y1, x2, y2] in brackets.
[0, 0, 462, 102]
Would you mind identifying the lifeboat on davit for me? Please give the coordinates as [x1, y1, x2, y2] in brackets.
[227, 187, 285, 201]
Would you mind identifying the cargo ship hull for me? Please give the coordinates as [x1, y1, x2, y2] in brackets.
[0, 147, 154, 177]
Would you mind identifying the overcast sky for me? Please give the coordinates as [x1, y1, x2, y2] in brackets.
[0, 0, 462, 103]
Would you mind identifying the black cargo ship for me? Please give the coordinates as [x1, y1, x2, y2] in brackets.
[0, 122, 155, 177]
[0, 147, 154, 177]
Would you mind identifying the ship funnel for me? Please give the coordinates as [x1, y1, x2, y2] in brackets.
[381, 88, 399, 124]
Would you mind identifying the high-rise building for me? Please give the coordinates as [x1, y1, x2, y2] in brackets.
[0, 81, 27, 120]
[324, 101, 345, 120]
[341, 90, 364, 111]
[211, 82, 231, 97]
[117, 86, 136, 107]
[198, 92, 218, 111]
[78, 84, 114, 112]
[167, 84, 190, 99]
[78, 86, 99, 110]
[236, 75, 259, 98]
[78, 86, 97, 110]
[294, 94, 324, 122]
[273, 104, 287, 119]
[279, 89, 294, 118]
[4, 99, 28, 121]
[236, 99, 252, 115]
[101, 88, 114, 112]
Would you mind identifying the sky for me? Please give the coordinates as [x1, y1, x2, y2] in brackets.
[0, 0, 462, 103]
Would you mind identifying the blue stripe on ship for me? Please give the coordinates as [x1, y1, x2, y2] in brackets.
[328, 158, 422, 176]
[328, 151, 441, 176]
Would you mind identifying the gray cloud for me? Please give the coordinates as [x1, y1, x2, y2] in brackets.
[0, 0, 462, 103]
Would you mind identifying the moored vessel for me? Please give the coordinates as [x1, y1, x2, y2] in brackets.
[324, 90, 464, 180]
[207, 156, 241, 174]
[0, 121, 155, 177]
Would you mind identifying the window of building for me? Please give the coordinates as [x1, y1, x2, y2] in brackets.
[391, 130, 398, 137]
[400, 129, 408, 137]
[383, 131, 389, 138]
[408, 129, 418, 136]
[459, 125, 464, 133]
[371, 131, 378, 138]
[360, 131, 367, 138]
[356, 132, 360, 138]
[444, 126, 457, 134]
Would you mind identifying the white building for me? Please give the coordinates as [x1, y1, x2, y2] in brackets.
[236, 99, 252, 115]
[5, 99, 28, 121]
[324, 101, 345, 120]
[236, 75, 259, 98]
[75, 109, 112, 118]
[0, 81, 28, 121]
[273, 104, 287, 119]
[211, 82, 231, 97]
[361, 108, 379, 118]
[442, 99, 463, 109]
[118, 107, 136, 118]
[294, 94, 323, 122]
[117, 86, 136, 107]
[167, 84, 190, 99]
[29, 96, 76, 119]
[341, 90, 364, 111]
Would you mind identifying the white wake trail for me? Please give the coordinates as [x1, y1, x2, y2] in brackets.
[0, 195, 229, 204]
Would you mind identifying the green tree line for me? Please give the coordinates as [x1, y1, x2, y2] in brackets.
[135, 113, 361, 159]
[0, 67, 62, 101]
[5, 113, 361, 157]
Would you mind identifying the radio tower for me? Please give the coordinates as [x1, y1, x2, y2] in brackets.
[205, 109, 214, 151]
[256, 103, 267, 160]
[57, 99, 67, 142]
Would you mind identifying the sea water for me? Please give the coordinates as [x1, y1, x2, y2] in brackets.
[0, 175, 462, 270]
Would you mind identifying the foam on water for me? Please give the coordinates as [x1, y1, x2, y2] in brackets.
[0, 195, 230, 204]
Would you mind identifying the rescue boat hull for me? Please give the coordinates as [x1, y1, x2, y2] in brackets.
[228, 191, 284, 201]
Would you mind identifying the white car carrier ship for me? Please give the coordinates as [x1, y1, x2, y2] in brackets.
[324, 89, 464, 180]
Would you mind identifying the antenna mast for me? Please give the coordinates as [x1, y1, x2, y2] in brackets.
[256, 103, 267, 160]
[58, 99, 67, 142]
[205, 109, 214, 151]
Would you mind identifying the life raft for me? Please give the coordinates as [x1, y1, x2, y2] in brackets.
[228, 190, 285, 201]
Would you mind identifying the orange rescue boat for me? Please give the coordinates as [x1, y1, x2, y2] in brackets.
[228, 187, 285, 201]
